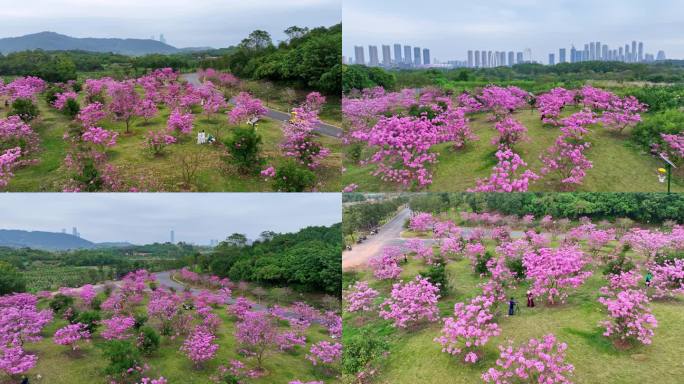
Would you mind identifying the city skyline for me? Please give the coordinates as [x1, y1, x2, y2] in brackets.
[0, 193, 341, 245]
[343, 0, 684, 62]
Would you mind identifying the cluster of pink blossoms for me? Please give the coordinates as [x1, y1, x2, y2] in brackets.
[345, 281, 379, 313]
[181, 326, 219, 367]
[1, 115, 40, 165]
[523, 246, 592, 304]
[491, 117, 528, 147]
[145, 130, 177, 155]
[52, 91, 78, 110]
[53, 323, 91, 350]
[598, 274, 658, 345]
[536, 87, 576, 125]
[0, 147, 22, 188]
[167, 109, 194, 136]
[404, 238, 435, 264]
[660, 132, 684, 164]
[369, 246, 403, 280]
[647, 259, 684, 299]
[540, 110, 596, 186]
[101, 315, 136, 340]
[409, 212, 434, 232]
[482, 334, 574, 384]
[379, 275, 440, 328]
[306, 341, 342, 366]
[228, 92, 266, 125]
[435, 295, 501, 363]
[470, 148, 539, 192]
[281, 93, 331, 169]
[2, 76, 46, 101]
[82, 126, 118, 149]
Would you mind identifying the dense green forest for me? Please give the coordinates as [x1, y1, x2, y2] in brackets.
[406, 193, 684, 224]
[202, 24, 341, 94]
[343, 61, 684, 94]
[206, 224, 342, 295]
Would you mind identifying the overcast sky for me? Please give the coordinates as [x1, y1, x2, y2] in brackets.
[0, 193, 341, 245]
[0, 0, 341, 48]
[343, 0, 683, 63]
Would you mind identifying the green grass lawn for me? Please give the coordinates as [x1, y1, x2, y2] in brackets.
[343, 106, 684, 192]
[343, 238, 684, 384]
[2, 98, 341, 192]
[17, 305, 336, 384]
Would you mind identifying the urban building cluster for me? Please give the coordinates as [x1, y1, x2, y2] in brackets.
[346, 40, 668, 68]
[349, 43, 431, 68]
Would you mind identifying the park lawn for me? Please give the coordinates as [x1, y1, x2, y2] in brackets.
[3, 98, 342, 192]
[343, 239, 684, 384]
[18, 302, 336, 384]
[342, 106, 684, 192]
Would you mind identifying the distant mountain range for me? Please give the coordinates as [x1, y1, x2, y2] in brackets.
[0, 32, 201, 56]
[0, 229, 133, 251]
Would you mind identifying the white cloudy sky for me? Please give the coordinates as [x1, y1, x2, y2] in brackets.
[0, 0, 341, 48]
[343, 0, 683, 62]
[0, 193, 341, 244]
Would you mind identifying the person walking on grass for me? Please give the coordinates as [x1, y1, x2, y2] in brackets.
[645, 271, 653, 287]
[508, 297, 517, 316]
[526, 290, 535, 308]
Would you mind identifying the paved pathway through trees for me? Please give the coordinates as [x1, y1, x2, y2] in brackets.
[183, 73, 342, 138]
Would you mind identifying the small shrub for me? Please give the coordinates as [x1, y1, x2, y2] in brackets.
[506, 257, 526, 279]
[136, 326, 160, 356]
[102, 340, 142, 376]
[133, 313, 148, 329]
[75, 310, 101, 333]
[272, 161, 316, 192]
[474, 251, 494, 276]
[342, 329, 390, 375]
[63, 98, 81, 119]
[9, 98, 39, 122]
[422, 262, 449, 295]
[50, 294, 74, 314]
[224, 126, 264, 175]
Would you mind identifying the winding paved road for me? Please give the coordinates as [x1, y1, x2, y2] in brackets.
[342, 208, 532, 271]
[182, 73, 342, 138]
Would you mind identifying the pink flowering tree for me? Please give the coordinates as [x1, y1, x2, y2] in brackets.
[410, 212, 434, 232]
[0, 345, 37, 378]
[523, 246, 592, 305]
[482, 334, 574, 384]
[434, 294, 501, 363]
[405, 238, 435, 264]
[536, 87, 575, 125]
[660, 133, 684, 165]
[101, 315, 136, 340]
[107, 80, 141, 133]
[79, 284, 96, 307]
[0, 115, 40, 164]
[470, 148, 539, 192]
[53, 323, 91, 351]
[81, 126, 118, 152]
[53, 91, 79, 111]
[167, 109, 194, 138]
[228, 92, 267, 126]
[281, 93, 331, 169]
[647, 259, 684, 299]
[306, 341, 342, 367]
[0, 147, 22, 189]
[369, 246, 403, 280]
[622, 228, 672, 261]
[345, 281, 379, 313]
[145, 130, 177, 156]
[181, 326, 219, 369]
[234, 311, 277, 369]
[136, 98, 159, 124]
[598, 284, 658, 346]
[600, 96, 647, 134]
[379, 275, 440, 328]
[491, 117, 528, 147]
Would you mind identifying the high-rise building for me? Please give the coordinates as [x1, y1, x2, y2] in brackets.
[508, 51, 515, 66]
[474, 50, 481, 67]
[632, 41, 637, 62]
[516, 51, 523, 64]
[404, 45, 412, 64]
[414, 47, 421, 66]
[481, 50, 487, 68]
[170, 229, 175, 243]
[559, 48, 566, 63]
[381, 45, 391, 66]
[72, 227, 77, 237]
[523, 48, 532, 63]
[595, 41, 601, 59]
[589, 42, 595, 60]
[638, 42, 644, 62]
[394, 44, 402, 64]
[625, 44, 630, 62]
[548, 53, 555, 65]
[583, 44, 589, 61]
[656, 50, 666, 61]
[488, 51, 493, 67]
[354, 46, 365, 65]
[570, 45, 577, 63]
[368, 45, 379, 66]
[159, 34, 166, 44]
[602, 44, 608, 61]
[618, 46, 624, 62]
[468, 50, 474, 68]
[423, 48, 430, 65]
